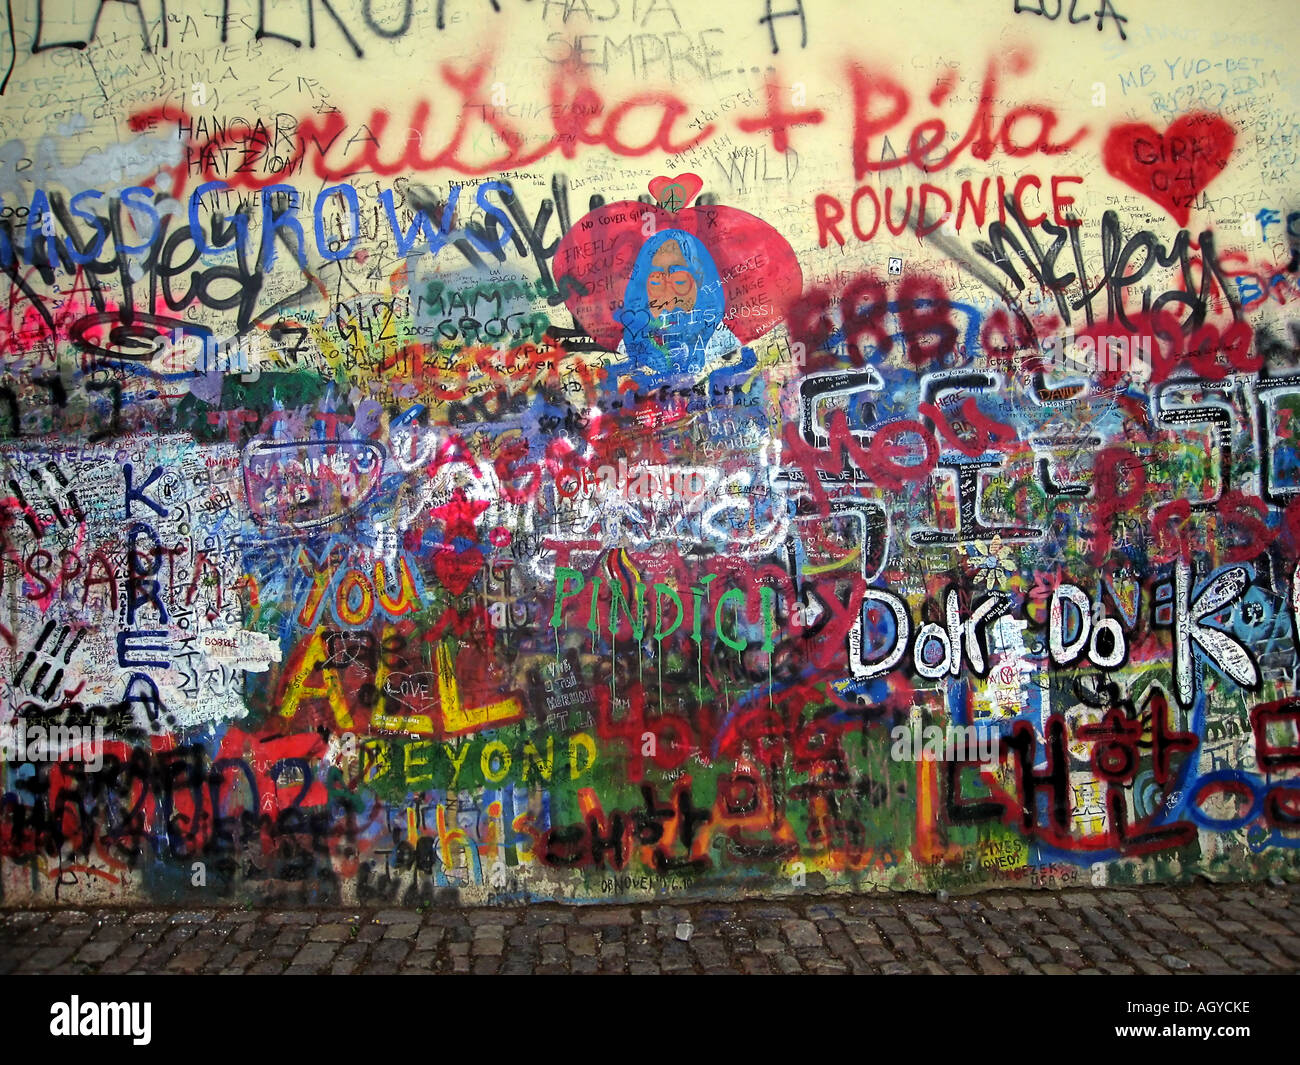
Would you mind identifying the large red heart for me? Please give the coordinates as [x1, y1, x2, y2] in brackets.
[432, 546, 483, 596]
[1102, 113, 1235, 228]
[553, 201, 802, 352]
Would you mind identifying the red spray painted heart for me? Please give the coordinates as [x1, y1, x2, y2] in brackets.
[648, 173, 703, 210]
[1102, 113, 1235, 228]
[432, 546, 483, 596]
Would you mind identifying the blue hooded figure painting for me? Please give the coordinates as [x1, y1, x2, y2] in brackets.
[614, 229, 753, 386]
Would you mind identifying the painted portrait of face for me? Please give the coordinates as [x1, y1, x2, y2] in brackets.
[615, 228, 725, 381]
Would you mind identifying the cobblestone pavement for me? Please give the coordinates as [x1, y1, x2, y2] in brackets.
[1, 882, 1297, 975]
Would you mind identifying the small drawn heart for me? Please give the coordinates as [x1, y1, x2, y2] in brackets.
[615, 307, 653, 335]
[648, 173, 703, 211]
[1102, 113, 1235, 228]
[433, 546, 483, 596]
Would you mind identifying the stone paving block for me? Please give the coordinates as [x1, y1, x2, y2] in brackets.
[87, 923, 132, 941]
[747, 905, 799, 920]
[469, 911, 519, 926]
[293, 942, 340, 966]
[311, 924, 354, 942]
[824, 931, 861, 959]
[781, 919, 822, 948]
[1232, 955, 1282, 972]
[1114, 940, 1156, 962]
[1274, 935, 1300, 959]
[1079, 942, 1118, 964]
[75, 940, 121, 964]
[579, 908, 636, 926]
[167, 950, 210, 972]
[568, 931, 598, 956]
[127, 912, 170, 925]
[845, 898, 895, 916]
[370, 940, 411, 963]
[46, 913, 91, 931]
[206, 945, 240, 970]
[844, 924, 886, 950]
[523, 911, 574, 927]
[265, 913, 317, 926]
[8, 912, 48, 926]
[1181, 950, 1233, 972]
[983, 937, 1016, 959]
[19, 947, 74, 970]
[888, 932, 918, 956]
[691, 940, 729, 965]
[1060, 892, 1101, 909]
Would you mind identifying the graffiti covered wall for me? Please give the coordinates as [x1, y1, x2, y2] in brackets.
[1, 0, 1299, 907]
